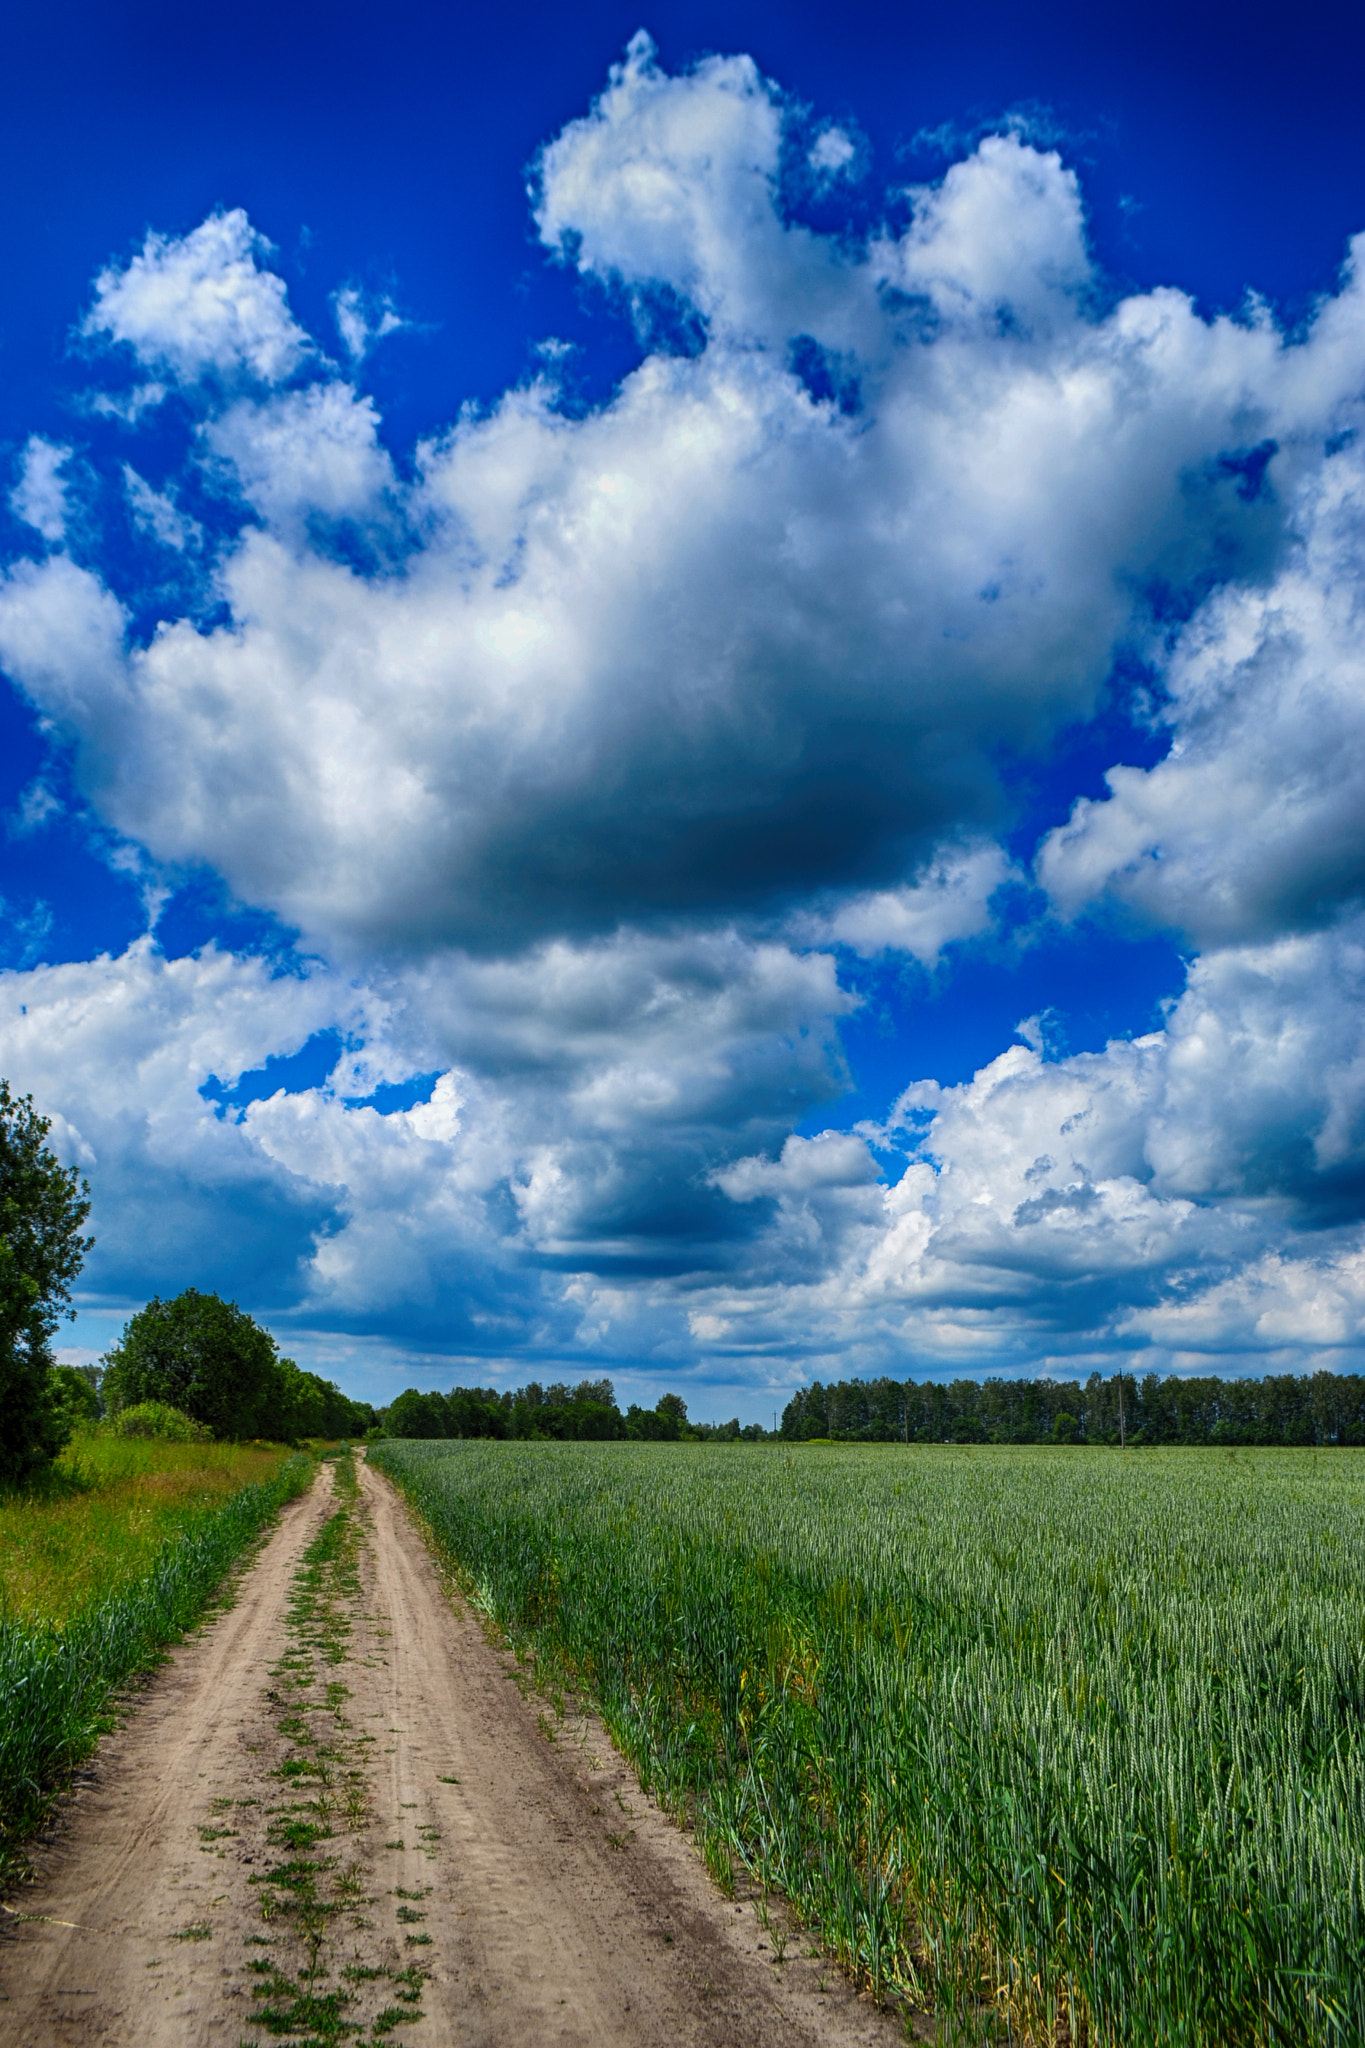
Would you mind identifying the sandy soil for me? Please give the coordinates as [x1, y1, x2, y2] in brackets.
[0, 1454, 914, 2046]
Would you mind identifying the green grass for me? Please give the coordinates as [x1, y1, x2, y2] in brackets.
[0, 1435, 313, 1883]
[371, 1439, 1365, 2047]
[0, 1433, 299, 1622]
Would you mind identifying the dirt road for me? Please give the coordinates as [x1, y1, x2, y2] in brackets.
[0, 1454, 910, 2047]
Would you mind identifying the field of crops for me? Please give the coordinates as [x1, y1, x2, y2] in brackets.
[371, 1438, 1365, 2047]
[0, 1433, 312, 1882]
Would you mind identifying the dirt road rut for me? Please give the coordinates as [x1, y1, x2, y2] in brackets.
[0, 1454, 908, 2047]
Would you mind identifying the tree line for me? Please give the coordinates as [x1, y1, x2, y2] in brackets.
[781, 1370, 1365, 1445]
[381, 1380, 769, 1442]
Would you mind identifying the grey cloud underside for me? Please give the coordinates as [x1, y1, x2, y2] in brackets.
[5, 37, 1365, 1383]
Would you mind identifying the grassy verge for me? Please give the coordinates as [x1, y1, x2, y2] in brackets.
[372, 1438, 1365, 2048]
[0, 1433, 300, 1622]
[0, 1435, 313, 1886]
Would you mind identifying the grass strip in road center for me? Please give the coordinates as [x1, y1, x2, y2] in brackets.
[0, 1442, 313, 1887]
[371, 1438, 1365, 2048]
[241, 1449, 430, 2046]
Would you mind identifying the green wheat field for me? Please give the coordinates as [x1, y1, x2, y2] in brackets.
[371, 1438, 1365, 2048]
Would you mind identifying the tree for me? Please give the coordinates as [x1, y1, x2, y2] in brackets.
[384, 1388, 451, 1439]
[0, 1081, 94, 1486]
[102, 1289, 281, 1440]
[656, 1392, 689, 1434]
[626, 1393, 690, 1441]
[50, 1362, 102, 1429]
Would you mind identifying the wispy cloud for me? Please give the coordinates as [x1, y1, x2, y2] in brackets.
[10, 437, 72, 544]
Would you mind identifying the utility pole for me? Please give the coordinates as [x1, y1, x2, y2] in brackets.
[1117, 1369, 1126, 1450]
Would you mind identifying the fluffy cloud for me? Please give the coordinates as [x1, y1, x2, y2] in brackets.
[0, 941, 343, 1300]
[4, 911, 1363, 1383]
[83, 208, 312, 386]
[801, 842, 1011, 962]
[203, 384, 396, 531]
[1041, 428, 1365, 947]
[7, 45, 1365, 961]
[662, 918, 1365, 1375]
[0, 926, 852, 1358]
[4, 39, 1365, 1393]
[1116, 1247, 1365, 1357]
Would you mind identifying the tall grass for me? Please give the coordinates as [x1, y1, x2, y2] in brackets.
[372, 1439, 1365, 2047]
[0, 1438, 312, 1881]
[0, 1433, 299, 1622]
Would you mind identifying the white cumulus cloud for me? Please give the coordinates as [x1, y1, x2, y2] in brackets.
[1040, 426, 1365, 947]
[5, 40, 1365, 1390]
[803, 842, 1012, 962]
[83, 208, 312, 386]
[8, 66, 1365, 960]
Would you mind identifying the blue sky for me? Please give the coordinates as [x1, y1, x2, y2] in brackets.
[4, 0, 1365, 1418]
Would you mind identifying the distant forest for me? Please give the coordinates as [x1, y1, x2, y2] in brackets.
[381, 1368, 1365, 1447]
[381, 1380, 767, 1442]
[780, 1371, 1365, 1446]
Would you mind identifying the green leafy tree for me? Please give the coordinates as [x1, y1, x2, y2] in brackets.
[384, 1388, 451, 1439]
[50, 1362, 102, 1429]
[626, 1392, 691, 1441]
[0, 1081, 94, 1486]
[102, 1289, 282, 1440]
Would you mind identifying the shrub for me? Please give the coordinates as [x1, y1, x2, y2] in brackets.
[110, 1400, 214, 1443]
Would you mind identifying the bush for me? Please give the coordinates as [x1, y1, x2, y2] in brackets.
[110, 1401, 214, 1443]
